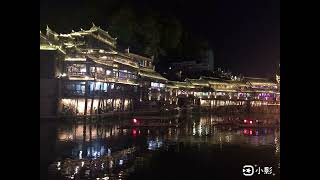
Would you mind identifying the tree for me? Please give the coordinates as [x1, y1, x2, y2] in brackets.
[159, 17, 183, 49]
[108, 7, 139, 48]
[138, 16, 163, 60]
[107, 5, 206, 63]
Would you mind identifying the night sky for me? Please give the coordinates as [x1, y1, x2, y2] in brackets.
[40, 0, 279, 77]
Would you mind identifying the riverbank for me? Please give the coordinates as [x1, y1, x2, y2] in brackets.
[41, 105, 279, 122]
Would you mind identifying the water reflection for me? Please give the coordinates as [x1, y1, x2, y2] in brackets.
[47, 114, 280, 179]
[147, 138, 163, 151]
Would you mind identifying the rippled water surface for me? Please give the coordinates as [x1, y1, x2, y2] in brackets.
[40, 113, 280, 180]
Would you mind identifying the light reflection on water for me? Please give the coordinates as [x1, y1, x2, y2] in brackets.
[47, 114, 279, 179]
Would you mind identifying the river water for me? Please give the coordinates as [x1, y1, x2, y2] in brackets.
[40, 113, 280, 180]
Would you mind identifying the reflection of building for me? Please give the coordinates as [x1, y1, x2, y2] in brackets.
[147, 138, 163, 150]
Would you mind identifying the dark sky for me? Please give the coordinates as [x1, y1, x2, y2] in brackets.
[40, 0, 279, 77]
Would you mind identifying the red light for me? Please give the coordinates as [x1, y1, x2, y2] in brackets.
[133, 118, 137, 123]
[244, 120, 247, 123]
[132, 129, 137, 136]
[244, 129, 248, 134]
[250, 121, 253, 124]
[249, 130, 252, 135]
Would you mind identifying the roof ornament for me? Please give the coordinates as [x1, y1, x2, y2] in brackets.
[46, 25, 53, 36]
[46, 25, 50, 34]
[91, 22, 98, 31]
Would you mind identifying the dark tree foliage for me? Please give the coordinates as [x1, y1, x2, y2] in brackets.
[107, 6, 209, 63]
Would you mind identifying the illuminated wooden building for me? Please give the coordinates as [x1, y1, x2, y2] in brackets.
[41, 25, 144, 116]
[167, 81, 196, 107]
[243, 77, 279, 106]
[40, 24, 172, 117]
[166, 76, 280, 109]
[125, 51, 168, 109]
[40, 24, 280, 117]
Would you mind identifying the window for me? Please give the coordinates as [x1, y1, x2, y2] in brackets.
[95, 82, 102, 90]
[75, 85, 81, 91]
[96, 67, 104, 74]
[113, 69, 118, 77]
[119, 70, 128, 79]
[127, 72, 137, 79]
[89, 82, 94, 91]
[202, 92, 208, 96]
[103, 83, 108, 91]
[67, 64, 86, 75]
[216, 92, 223, 96]
[139, 60, 144, 66]
[106, 70, 112, 76]
[64, 81, 86, 95]
[151, 82, 160, 88]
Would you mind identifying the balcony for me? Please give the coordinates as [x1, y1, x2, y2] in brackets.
[68, 72, 87, 76]
[63, 90, 85, 97]
[114, 57, 139, 68]
[92, 73, 106, 80]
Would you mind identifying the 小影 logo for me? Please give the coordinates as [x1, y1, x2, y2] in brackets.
[243, 165, 254, 176]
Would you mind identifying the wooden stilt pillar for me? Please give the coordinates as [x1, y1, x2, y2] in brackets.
[90, 82, 96, 115]
[84, 82, 89, 115]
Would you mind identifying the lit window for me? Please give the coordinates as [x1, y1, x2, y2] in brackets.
[113, 69, 118, 77]
[96, 67, 104, 73]
[106, 70, 112, 75]
[139, 60, 144, 66]
[68, 64, 86, 74]
[103, 83, 108, 91]
[75, 85, 81, 91]
[95, 82, 102, 90]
